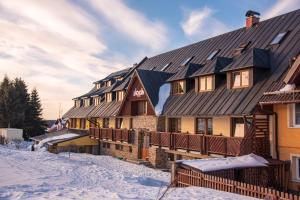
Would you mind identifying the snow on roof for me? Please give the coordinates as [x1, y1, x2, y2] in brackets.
[180, 154, 268, 172]
[35, 133, 79, 149]
[155, 83, 170, 115]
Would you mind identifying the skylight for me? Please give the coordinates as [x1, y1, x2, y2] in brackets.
[150, 66, 156, 71]
[270, 31, 288, 45]
[232, 41, 251, 56]
[161, 62, 171, 71]
[181, 57, 194, 66]
[207, 49, 220, 60]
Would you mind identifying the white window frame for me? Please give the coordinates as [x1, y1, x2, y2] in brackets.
[290, 154, 300, 182]
[288, 104, 300, 128]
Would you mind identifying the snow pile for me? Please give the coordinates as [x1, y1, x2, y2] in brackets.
[180, 154, 268, 172]
[279, 84, 296, 92]
[0, 146, 258, 200]
[155, 83, 171, 115]
[35, 133, 79, 149]
[4, 140, 33, 150]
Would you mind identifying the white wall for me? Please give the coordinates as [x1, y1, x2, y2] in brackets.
[0, 128, 23, 141]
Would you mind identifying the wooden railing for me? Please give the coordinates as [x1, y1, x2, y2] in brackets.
[149, 132, 258, 156]
[173, 163, 297, 200]
[89, 128, 134, 144]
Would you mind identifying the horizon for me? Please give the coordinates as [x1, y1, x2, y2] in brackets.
[0, 0, 299, 120]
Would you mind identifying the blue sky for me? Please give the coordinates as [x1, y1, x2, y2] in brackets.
[0, 0, 299, 119]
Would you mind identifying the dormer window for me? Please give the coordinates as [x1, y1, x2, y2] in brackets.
[105, 80, 111, 87]
[116, 90, 124, 101]
[93, 97, 100, 106]
[198, 75, 213, 92]
[181, 57, 194, 66]
[172, 80, 184, 95]
[207, 49, 220, 61]
[270, 31, 289, 45]
[161, 62, 171, 71]
[95, 83, 101, 89]
[83, 98, 90, 107]
[231, 70, 250, 88]
[115, 76, 123, 81]
[105, 92, 112, 102]
[75, 100, 81, 108]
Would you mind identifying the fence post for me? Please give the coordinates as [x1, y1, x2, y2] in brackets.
[171, 162, 178, 186]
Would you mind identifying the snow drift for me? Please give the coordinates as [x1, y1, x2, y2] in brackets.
[155, 83, 171, 115]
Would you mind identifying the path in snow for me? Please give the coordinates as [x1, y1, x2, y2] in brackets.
[0, 146, 258, 200]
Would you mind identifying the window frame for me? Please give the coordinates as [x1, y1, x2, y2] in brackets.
[231, 117, 245, 137]
[116, 90, 124, 102]
[198, 75, 213, 92]
[196, 118, 213, 135]
[103, 118, 110, 128]
[116, 118, 123, 129]
[289, 103, 300, 128]
[231, 70, 250, 89]
[172, 81, 184, 95]
[291, 154, 300, 182]
[83, 98, 90, 107]
[105, 92, 112, 102]
[270, 31, 289, 45]
[169, 118, 181, 133]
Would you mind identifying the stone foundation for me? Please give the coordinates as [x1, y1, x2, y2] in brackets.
[149, 146, 168, 168]
[100, 141, 139, 161]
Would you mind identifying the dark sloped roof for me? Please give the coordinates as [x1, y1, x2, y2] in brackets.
[113, 76, 131, 91]
[259, 89, 300, 105]
[62, 106, 95, 118]
[191, 57, 233, 77]
[88, 101, 122, 117]
[222, 48, 270, 72]
[94, 67, 132, 83]
[167, 63, 200, 82]
[136, 9, 300, 116]
[136, 69, 173, 106]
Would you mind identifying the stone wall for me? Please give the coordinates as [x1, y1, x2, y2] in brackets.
[132, 116, 157, 131]
[148, 146, 168, 168]
[100, 141, 138, 161]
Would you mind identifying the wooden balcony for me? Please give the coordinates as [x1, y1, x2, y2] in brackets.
[149, 132, 264, 157]
[89, 128, 134, 144]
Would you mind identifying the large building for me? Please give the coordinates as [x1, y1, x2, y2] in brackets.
[63, 9, 300, 191]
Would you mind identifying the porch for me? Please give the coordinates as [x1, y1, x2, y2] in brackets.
[89, 127, 135, 144]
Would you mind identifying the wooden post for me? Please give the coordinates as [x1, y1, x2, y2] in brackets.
[171, 162, 178, 185]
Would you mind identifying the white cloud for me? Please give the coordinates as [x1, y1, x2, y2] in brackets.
[88, 0, 168, 50]
[262, 0, 300, 19]
[181, 6, 230, 40]
[0, 0, 129, 119]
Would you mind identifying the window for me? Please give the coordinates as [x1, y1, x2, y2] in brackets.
[132, 101, 147, 115]
[270, 32, 288, 45]
[199, 75, 213, 92]
[291, 155, 300, 182]
[116, 90, 124, 101]
[196, 118, 212, 135]
[75, 100, 81, 107]
[95, 83, 101, 89]
[93, 97, 100, 106]
[116, 118, 123, 129]
[105, 80, 111, 87]
[115, 76, 123, 81]
[169, 118, 181, 132]
[181, 57, 194, 66]
[105, 93, 112, 102]
[289, 103, 300, 127]
[231, 70, 249, 88]
[84, 98, 90, 107]
[161, 62, 172, 71]
[207, 49, 220, 60]
[172, 81, 184, 94]
[232, 117, 245, 137]
[232, 41, 251, 56]
[103, 118, 109, 128]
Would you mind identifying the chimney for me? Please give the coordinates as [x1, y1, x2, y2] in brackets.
[245, 10, 260, 28]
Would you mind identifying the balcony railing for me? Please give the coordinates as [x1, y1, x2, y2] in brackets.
[149, 132, 258, 156]
[89, 128, 134, 144]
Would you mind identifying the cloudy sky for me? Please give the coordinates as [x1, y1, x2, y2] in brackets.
[0, 0, 299, 119]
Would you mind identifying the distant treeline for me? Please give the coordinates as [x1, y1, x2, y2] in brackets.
[0, 76, 46, 140]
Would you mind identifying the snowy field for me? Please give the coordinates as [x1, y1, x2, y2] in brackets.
[0, 145, 257, 200]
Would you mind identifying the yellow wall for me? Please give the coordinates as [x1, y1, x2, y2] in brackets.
[181, 117, 196, 134]
[274, 104, 300, 190]
[121, 117, 131, 129]
[57, 136, 98, 147]
[76, 118, 80, 129]
[213, 117, 231, 137]
[109, 117, 116, 129]
[85, 119, 90, 129]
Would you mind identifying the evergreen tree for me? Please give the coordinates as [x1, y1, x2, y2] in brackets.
[0, 76, 15, 128]
[25, 88, 46, 139]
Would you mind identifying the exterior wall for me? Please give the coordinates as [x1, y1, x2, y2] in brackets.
[274, 104, 300, 191]
[100, 142, 138, 161]
[121, 117, 131, 129]
[96, 118, 102, 128]
[213, 116, 231, 137]
[181, 117, 196, 134]
[57, 136, 98, 147]
[85, 119, 90, 129]
[109, 117, 116, 129]
[132, 116, 157, 131]
[76, 118, 80, 129]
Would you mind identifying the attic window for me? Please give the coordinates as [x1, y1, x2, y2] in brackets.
[232, 41, 251, 56]
[181, 57, 194, 66]
[161, 62, 171, 71]
[207, 49, 220, 61]
[270, 31, 288, 45]
[150, 66, 156, 71]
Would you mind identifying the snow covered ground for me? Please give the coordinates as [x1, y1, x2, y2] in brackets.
[0, 145, 257, 200]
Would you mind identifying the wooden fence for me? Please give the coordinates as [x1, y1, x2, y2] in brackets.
[89, 128, 134, 144]
[173, 164, 299, 200]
